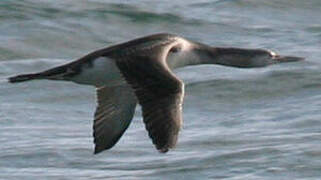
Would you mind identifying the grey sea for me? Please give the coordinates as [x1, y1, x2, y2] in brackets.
[0, 0, 320, 179]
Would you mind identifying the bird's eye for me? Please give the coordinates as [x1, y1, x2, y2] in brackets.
[170, 46, 181, 53]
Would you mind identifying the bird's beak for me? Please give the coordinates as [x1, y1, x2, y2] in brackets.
[273, 55, 304, 63]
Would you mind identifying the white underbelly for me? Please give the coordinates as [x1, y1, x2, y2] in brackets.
[71, 57, 126, 87]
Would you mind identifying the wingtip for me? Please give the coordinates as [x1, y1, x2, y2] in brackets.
[94, 146, 105, 155]
[93, 143, 115, 154]
[157, 144, 176, 153]
[158, 148, 169, 153]
[93, 150, 100, 155]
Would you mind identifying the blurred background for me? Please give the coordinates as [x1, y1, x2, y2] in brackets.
[0, 0, 320, 179]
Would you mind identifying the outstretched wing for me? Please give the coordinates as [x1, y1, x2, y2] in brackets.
[114, 44, 184, 153]
[93, 85, 137, 154]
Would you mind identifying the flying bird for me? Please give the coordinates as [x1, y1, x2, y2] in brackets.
[8, 33, 303, 154]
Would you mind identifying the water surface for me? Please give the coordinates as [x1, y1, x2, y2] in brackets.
[1, 0, 321, 179]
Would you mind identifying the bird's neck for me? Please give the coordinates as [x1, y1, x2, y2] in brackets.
[213, 48, 270, 68]
[167, 47, 271, 70]
[193, 47, 271, 68]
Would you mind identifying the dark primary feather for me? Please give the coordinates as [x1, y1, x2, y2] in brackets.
[113, 42, 184, 153]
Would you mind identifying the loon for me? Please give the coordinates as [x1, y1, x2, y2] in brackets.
[8, 33, 304, 154]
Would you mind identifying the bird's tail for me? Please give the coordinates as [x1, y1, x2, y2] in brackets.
[8, 62, 75, 83]
[8, 73, 43, 83]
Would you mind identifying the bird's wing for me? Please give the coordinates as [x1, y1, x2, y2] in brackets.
[93, 85, 137, 154]
[114, 45, 185, 153]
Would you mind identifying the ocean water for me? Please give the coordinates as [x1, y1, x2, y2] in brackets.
[0, 0, 321, 179]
